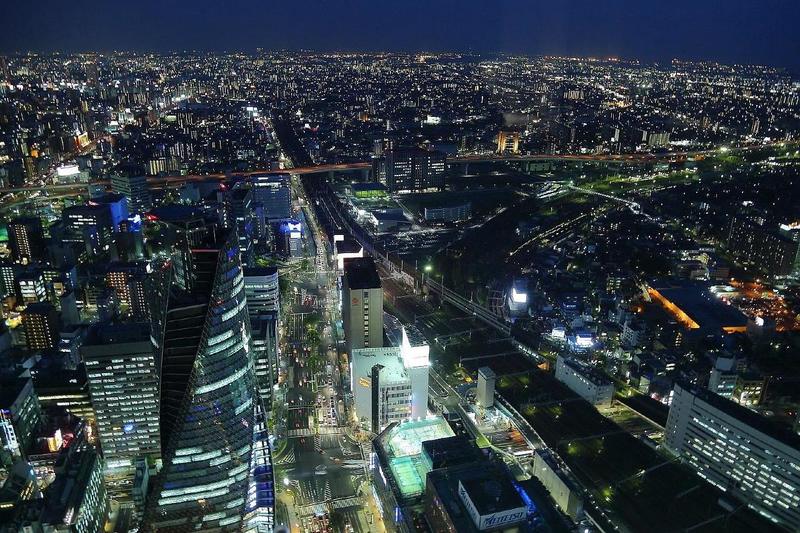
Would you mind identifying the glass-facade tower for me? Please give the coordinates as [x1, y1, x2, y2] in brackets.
[145, 230, 256, 531]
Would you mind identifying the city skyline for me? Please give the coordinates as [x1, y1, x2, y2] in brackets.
[1, 1, 799, 72]
[1, 20, 800, 533]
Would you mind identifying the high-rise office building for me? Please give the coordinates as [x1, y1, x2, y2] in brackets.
[230, 186, 255, 262]
[0, 378, 42, 462]
[63, 203, 115, 256]
[8, 217, 45, 265]
[17, 270, 47, 304]
[145, 230, 257, 532]
[22, 302, 60, 351]
[82, 323, 161, 505]
[665, 382, 800, 529]
[727, 214, 800, 278]
[374, 147, 446, 193]
[39, 448, 108, 533]
[251, 174, 291, 221]
[342, 256, 383, 352]
[244, 267, 280, 405]
[243, 266, 280, 317]
[111, 174, 151, 214]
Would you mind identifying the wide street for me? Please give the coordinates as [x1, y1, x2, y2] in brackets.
[272, 174, 386, 533]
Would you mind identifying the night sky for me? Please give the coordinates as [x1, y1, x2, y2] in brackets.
[1, 0, 798, 71]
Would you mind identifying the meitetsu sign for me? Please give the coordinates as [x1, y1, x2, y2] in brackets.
[458, 480, 527, 531]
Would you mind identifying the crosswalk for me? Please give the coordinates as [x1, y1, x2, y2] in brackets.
[330, 496, 362, 510]
[286, 426, 344, 438]
[275, 447, 295, 465]
[295, 496, 364, 516]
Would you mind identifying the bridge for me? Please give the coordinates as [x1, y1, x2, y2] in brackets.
[1, 141, 783, 198]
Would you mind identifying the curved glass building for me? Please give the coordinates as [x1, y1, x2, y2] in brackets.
[145, 230, 256, 532]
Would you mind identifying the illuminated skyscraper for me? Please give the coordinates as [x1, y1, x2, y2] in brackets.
[244, 267, 280, 406]
[7, 217, 45, 265]
[145, 230, 256, 532]
[82, 323, 161, 507]
[111, 174, 151, 214]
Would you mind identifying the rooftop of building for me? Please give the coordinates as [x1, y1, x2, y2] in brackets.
[84, 322, 151, 346]
[461, 474, 526, 517]
[149, 204, 206, 223]
[243, 265, 279, 277]
[335, 238, 362, 255]
[558, 356, 613, 387]
[402, 324, 427, 348]
[351, 346, 407, 383]
[343, 256, 381, 289]
[421, 435, 485, 470]
[426, 460, 532, 533]
[350, 182, 386, 192]
[375, 417, 455, 500]
[0, 377, 29, 407]
[648, 279, 748, 332]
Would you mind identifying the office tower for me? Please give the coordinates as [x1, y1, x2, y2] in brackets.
[62, 203, 115, 256]
[85, 59, 99, 86]
[17, 270, 47, 304]
[0, 461, 40, 523]
[401, 326, 429, 420]
[244, 266, 280, 316]
[351, 347, 413, 432]
[30, 362, 96, 425]
[111, 174, 151, 214]
[104, 261, 151, 319]
[242, 397, 276, 533]
[93, 193, 129, 231]
[0, 378, 42, 462]
[82, 323, 161, 505]
[40, 448, 108, 533]
[342, 256, 383, 352]
[374, 147, 446, 193]
[0, 261, 16, 298]
[476, 366, 496, 408]
[8, 217, 45, 265]
[230, 186, 255, 262]
[425, 460, 530, 533]
[145, 230, 257, 531]
[244, 267, 280, 405]
[23, 302, 60, 351]
[58, 326, 85, 369]
[665, 382, 800, 529]
[278, 220, 303, 258]
[251, 174, 291, 220]
[727, 214, 800, 278]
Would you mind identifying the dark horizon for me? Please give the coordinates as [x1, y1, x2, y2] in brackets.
[1, 0, 799, 74]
